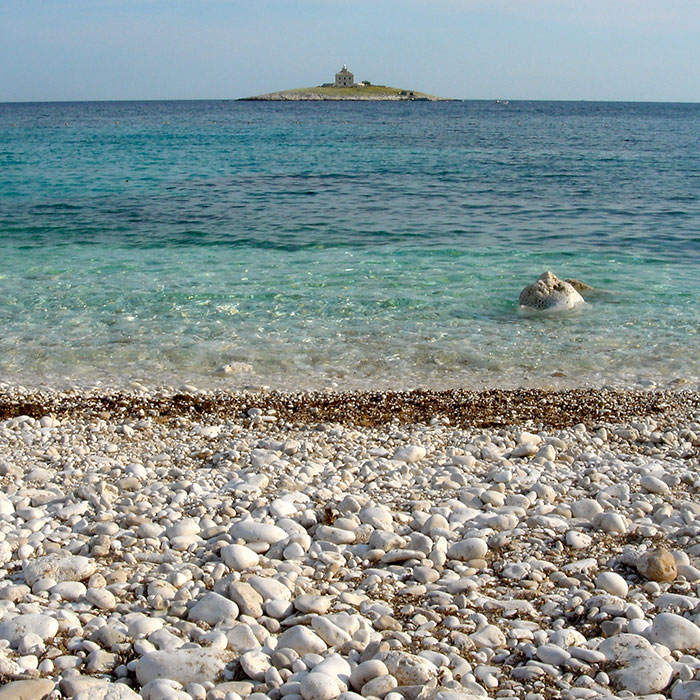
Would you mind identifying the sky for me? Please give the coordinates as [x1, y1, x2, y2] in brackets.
[1, 0, 699, 103]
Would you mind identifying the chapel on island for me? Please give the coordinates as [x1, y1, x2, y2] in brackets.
[334, 65, 354, 87]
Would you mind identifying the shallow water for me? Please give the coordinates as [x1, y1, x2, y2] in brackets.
[1, 100, 699, 390]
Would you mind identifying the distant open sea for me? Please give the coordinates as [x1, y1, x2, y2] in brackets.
[1, 99, 699, 391]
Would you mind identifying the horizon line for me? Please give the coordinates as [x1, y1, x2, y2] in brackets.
[2, 97, 700, 106]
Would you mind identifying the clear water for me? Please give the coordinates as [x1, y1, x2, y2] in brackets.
[1, 100, 699, 391]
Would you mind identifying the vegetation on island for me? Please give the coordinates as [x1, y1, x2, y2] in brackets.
[240, 84, 449, 101]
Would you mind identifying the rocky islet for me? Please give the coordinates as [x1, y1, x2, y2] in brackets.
[1, 385, 700, 699]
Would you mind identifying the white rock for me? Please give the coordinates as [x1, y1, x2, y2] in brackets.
[593, 512, 628, 534]
[51, 581, 87, 601]
[226, 624, 261, 654]
[134, 648, 233, 685]
[535, 644, 571, 666]
[315, 526, 355, 544]
[300, 672, 342, 700]
[566, 531, 592, 549]
[392, 445, 426, 463]
[189, 592, 239, 626]
[518, 271, 585, 310]
[311, 617, 352, 647]
[23, 554, 96, 586]
[221, 544, 260, 571]
[229, 520, 288, 544]
[595, 571, 629, 598]
[598, 633, 672, 695]
[239, 651, 270, 681]
[640, 475, 669, 494]
[0, 614, 59, 647]
[469, 625, 506, 650]
[86, 587, 116, 610]
[359, 506, 393, 530]
[672, 680, 700, 700]
[0, 541, 11, 566]
[277, 626, 327, 655]
[378, 651, 438, 685]
[351, 660, 389, 690]
[74, 684, 142, 700]
[649, 612, 700, 651]
[447, 537, 488, 561]
[571, 498, 604, 520]
[313, 654, 352, 689]
[0, 679, 56, 700]
[361, 675, 398, 698]
[247, 575, 292, 601]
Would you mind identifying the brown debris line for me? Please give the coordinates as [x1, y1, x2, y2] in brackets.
[0, 388, 699, 429]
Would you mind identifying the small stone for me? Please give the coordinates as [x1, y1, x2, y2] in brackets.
[239, 651, 270, 681]
[447, 538, 488, 561]
[86, 587, 116, 610]
[393, 446, 427, 463]
[595, 571, 629, 598]
[351, 660, 390, 690]
[295, 595, 332, 614]
[277, 626, 328, 656]
[229, 521, 288, 544]
[536, 644, 571, 666]
[469, 625, 506, 650]
[637, 549, 677, 582]
[189, 591, 239, 626]
[229, 582, 264, 618]
[300, 672, 341, 700]
[361, 675, 398, 698]
[221, 544, 260, 571]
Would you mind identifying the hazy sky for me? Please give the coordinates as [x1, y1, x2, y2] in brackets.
[2, 0, 699, 102]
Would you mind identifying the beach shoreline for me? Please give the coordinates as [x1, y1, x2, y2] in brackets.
[1, 382, 700, 697]
[1, 384, 698, 430]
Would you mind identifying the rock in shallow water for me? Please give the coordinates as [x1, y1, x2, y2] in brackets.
[518, 271, 585, 310]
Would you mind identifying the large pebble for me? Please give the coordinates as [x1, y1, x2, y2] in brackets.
[189, 591, 239, 626]
[649, 612, 700, 651]
[229, 521, 288, 544]
[300, 672, 342, 700]
[277, 626, 328, 655]
[134, 648, 233, 685]
[392, 445, 426, 463]
[378, 651, 437, 685]
[0, 614, 59, 647]
[595, 571, 628, 598]
[221, 544, 260, 571]
[74, 685, 142, 700]
[23, 554, 96, 586]
[0, 679, 56, 700]
[598, 634, 673, 695]
[447, 538, 488, 561]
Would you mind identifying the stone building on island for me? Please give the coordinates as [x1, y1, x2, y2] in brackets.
[334, 65, 354, 87]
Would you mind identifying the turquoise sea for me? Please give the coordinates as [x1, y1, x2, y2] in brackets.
[1, 99, 699, 391]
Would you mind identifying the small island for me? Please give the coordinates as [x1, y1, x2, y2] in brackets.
[240, 65, 452, 102]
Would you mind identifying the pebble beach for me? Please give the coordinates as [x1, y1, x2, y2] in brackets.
[2, 385, 700, 700]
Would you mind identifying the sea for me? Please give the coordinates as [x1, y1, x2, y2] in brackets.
[1, 99, 699, 392]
